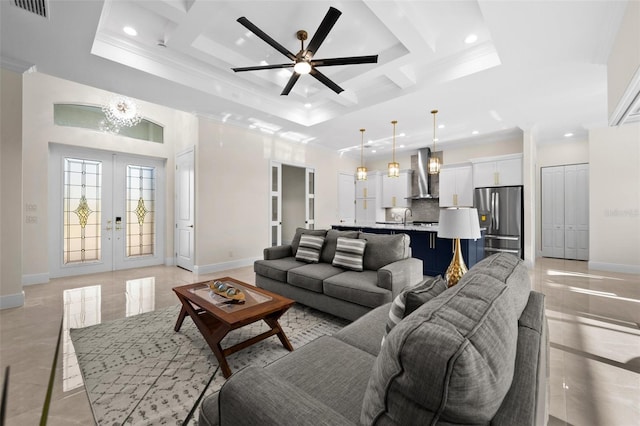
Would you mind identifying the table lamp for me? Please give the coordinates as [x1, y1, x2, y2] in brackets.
[438, 207, 481, 287]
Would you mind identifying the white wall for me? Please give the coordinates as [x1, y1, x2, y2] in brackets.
[588, 123, 640, 273]
[194, 118, 358, 273]
[21, 72, 197, 284]
[0, 68, 24, 308]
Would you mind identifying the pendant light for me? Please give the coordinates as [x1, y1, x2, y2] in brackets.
[356, 128, 367, 181]
[388, 120, 400, 177]
[428, 109, 441, 175]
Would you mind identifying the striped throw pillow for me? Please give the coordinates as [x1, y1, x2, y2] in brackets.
[295, 234, 325, 263]
[382, 276, 447, 345]
[332, 237, 367, 271]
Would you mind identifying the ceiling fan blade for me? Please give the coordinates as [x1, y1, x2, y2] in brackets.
[281, 73, 301, 96]
[311, 55, 378, 67]
[232, 63, 294, 72]
[237, 17, 296, 61]
[306, 7, 342, 57]
[310, 69, 344, 94]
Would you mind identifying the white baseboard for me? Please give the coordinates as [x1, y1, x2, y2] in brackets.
[194, 257, 259, 275]
[22, 273, 49, 286]
[0, 291, 25, 309]
[588, 261, 640, 275]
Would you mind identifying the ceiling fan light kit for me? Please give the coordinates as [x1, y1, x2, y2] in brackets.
[232, 7, 378, 95]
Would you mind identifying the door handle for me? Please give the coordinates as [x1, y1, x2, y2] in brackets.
[188, 225, 194, 228]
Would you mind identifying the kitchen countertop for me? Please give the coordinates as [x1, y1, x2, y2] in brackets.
[334, 222, 441, 232]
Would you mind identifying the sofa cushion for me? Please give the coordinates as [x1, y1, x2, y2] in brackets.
[359, 232, 410, 271]
[320, 229, 360, 263]
[385, 275, 446, 335]
[361, 253, 531, 425]
[254, 257, 306, 282]
[332, 237, 367, 271]
[323, 271, 391, 308]
[295, 234, 325, 263]
[291, 228, 328, 254]
[288, 263, 345, 293]
[267, 336, 377, 424]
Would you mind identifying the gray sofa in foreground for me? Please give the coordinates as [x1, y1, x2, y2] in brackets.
[254, 228, 424, 321]
[200, 253, 548, 426]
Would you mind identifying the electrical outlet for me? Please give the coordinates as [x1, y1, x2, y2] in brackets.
[25, 215, 38, 224]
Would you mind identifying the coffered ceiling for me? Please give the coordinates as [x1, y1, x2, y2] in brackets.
[0, 0, 629, 156]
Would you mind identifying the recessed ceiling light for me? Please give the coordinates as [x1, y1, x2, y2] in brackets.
[438, 124, 445, 129]
[464, 34, 478, 44]
[304, 103, 312, 108]
[400, 144, 405, 148]
[472, 130, 479, 135]
[564, 132, 574, 137]
[372, 150, 377, 153]
[123, 26, 138, 36]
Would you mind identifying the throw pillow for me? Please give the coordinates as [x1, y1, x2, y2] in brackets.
[332, 237, 366, 271]
[295, 234, 325, 263]
[382, 276, 447, 346]
[404, 275, 448, 318]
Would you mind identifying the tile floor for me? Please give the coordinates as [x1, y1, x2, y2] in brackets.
[0, 258, 638, 425]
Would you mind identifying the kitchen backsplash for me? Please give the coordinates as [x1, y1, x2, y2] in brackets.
[386, 199, 440, 222]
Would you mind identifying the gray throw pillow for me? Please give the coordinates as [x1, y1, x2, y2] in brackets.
[382, 276, 447, 346]
[320, 229, 359, 264]
[404, 275, 448, 317]
[332, 237, 366, 271]
[295, 234, 325, 263]
[290, 228, 328, 253]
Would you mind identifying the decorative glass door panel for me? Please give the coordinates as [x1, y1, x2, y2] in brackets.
[126, 165, 155, 257]
[63, 158, 102, 264]
[270, 162, 282, 247]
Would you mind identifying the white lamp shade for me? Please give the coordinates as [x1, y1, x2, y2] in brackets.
[437, 208, 481, 240]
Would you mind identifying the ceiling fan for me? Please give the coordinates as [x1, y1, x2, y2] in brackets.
[232, 7, 378, 96]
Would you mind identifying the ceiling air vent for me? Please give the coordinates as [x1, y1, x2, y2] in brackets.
[13, 0, 48, 18]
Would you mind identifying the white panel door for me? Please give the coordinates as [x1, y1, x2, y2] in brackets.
[175, 148, 195, 271]
[575, 164, 590, 260]
[541, 166, 565, 258]
[338, 172, 355, 224]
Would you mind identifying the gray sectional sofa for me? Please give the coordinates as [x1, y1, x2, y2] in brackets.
[200, 253, 548, 426]
[254, 228, 425, 321]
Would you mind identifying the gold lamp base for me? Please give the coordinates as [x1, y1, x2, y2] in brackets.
[445, 238, 468, 287]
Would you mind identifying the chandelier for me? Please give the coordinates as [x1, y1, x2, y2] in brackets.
[356, 128, 367, 181]
[388, 120, 400, 177]
[428, 109, 441, 175]
[102, 96, 142, 130]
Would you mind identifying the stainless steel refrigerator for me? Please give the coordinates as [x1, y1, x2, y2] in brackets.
[474, 185, 524, 259]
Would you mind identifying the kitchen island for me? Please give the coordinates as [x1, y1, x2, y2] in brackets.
[332, 222, 485, 277]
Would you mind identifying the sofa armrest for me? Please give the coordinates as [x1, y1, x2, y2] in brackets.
[263, 244, 293, 260]
[378, 257, 424, 297]
[218, 367, 355, 426]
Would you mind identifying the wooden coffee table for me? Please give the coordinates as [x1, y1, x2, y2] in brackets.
[172, 277, 295, 378]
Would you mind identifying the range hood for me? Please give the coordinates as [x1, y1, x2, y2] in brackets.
[409, 148, 435, 199]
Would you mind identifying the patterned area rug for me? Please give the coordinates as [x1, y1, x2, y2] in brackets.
[70, 303, 349, 425]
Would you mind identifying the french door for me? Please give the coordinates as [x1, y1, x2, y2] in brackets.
[49, 145, 165, 277]
[269, 162, 315, 247]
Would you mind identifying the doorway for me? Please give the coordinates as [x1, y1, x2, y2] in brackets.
[49, 145, 166, 277]
[269, 162, 315, 247]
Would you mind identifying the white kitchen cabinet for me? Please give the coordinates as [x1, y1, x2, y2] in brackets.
[439, 164, 473, 207]
[541, 164, 589, 260]
[382, 170, 412, 208]
[472, 154, 523, 187]
[355, 171, 383, 224]
[355, 172, 379, 199]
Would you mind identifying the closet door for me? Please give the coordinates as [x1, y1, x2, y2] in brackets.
[541, 166, 565, 258]
[565, 164, 589, 260]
